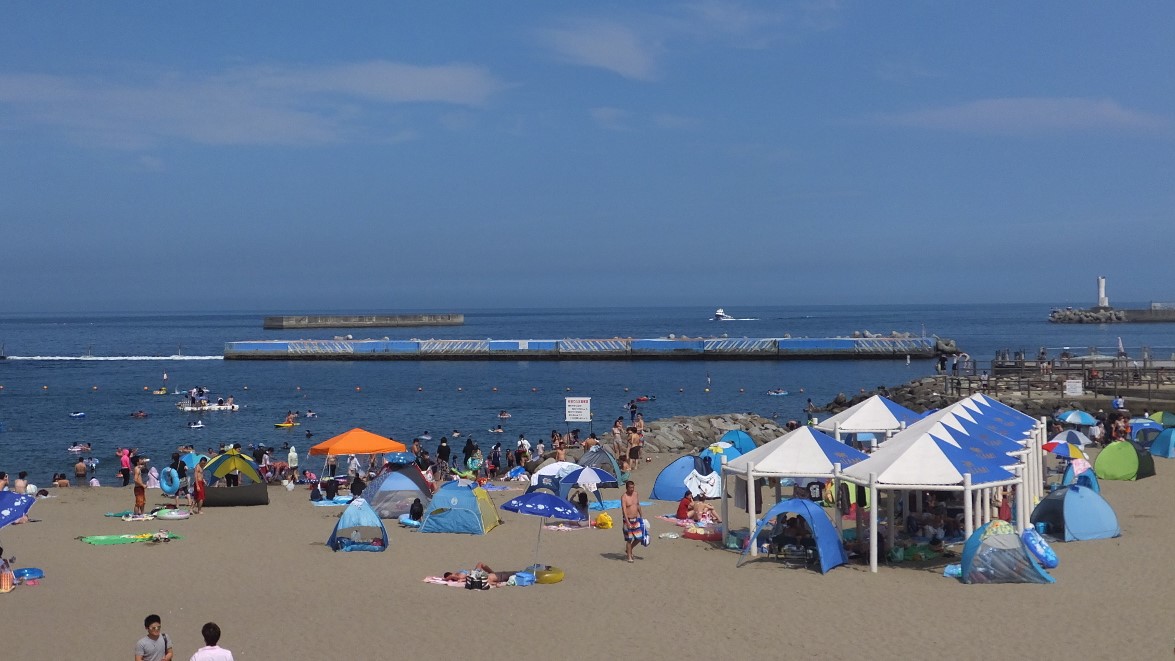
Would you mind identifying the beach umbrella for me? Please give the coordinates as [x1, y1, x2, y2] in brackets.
[0, 492, 36, 530]
[1149, 411, 1175, 427]
[203, 449, 264, 484]
[1056, 410, 1096, 426]
[179, 453, 210, 470]
[1042, 442, 1087, 460]
[1050, 430, 1092, 448]
[559, 466, 618, 490]
[500, 491, 585, 568]
[382, 452, 417, 465]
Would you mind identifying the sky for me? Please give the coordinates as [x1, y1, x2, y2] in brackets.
[1, 1, 1172, 313]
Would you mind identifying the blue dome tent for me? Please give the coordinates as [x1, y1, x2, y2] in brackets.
[1060, 463, 1101, 493]
[327, 498, 388, 552]
[736, 498, 847, 574]
[649, 455, 708, 501]
[1030, 484, 1120, 542]
[420, 480, 502, 534]
[719, 429, 757, 455]
[1149, 428, 1175, 459]
[959, 520, 1054, 584]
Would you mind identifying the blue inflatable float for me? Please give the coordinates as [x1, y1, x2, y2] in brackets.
[1021, 528, 1058, 569]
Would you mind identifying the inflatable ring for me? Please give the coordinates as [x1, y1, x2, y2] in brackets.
[13, 568, 44, 581]
[534, 566, 564, 584]
[683, 527, 723, 542]
[156, 509, 191, 520]
[160, 467, 180, 496]
[397, 513, 421, 528]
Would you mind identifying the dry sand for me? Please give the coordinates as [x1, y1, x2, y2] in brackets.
[2, 451, 1172, 660]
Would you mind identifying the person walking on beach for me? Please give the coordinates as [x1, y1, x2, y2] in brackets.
[621, 480, 644, 563]
[132, 457, 148, 516]
[189, 622, 234, 661]
[135, 614, 173, 661]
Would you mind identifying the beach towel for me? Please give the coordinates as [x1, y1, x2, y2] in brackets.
[104, 510, 134, 518]
[121, 514, 156, 522]
[544, 523, 591, 531]
[422, 576, 507, 588]
[657, 515, 693, 527]
[78, 532, 183, 545]
[311, 496, 352, 507]
[480, 484, 515, 491]
[589, 499, 652, 511]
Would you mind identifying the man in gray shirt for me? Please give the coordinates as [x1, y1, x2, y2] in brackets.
[135, 613, 173, 661]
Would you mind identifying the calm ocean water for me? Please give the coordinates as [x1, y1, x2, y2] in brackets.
[1, 304, 1172, 482]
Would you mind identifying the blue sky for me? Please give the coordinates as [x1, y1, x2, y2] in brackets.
[1, 2, 1172, 312]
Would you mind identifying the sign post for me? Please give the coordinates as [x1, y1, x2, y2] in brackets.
[565, 397, 592, 436]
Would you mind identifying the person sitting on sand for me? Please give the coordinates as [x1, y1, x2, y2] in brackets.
[322, 478, 339, 501]
[409, 498, 424, 522]
[689, 496, 722, 524]
[676, 491, 694, 520]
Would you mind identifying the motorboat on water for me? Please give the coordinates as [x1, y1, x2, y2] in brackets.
[188, 421, 206, 429]
[69, 412, 86, 418]
[766, 389, 790, 396]
[176, 401, 239, 412]
[714, 308, 735, 321]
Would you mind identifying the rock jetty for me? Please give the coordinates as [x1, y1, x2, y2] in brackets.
[641, 413, 788, 454]
[1048, 308, 1127, 323]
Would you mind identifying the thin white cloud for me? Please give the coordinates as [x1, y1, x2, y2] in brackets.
[538, 20, 659, 81]
[874, 97, 1169, 135]
[590, 107, 632, 131]
[538, 2, 840, 80]
[0, 61, 507, 148]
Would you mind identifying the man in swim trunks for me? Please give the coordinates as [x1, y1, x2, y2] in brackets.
[132, 457, 148, 515]
[621, 480, 644, 563]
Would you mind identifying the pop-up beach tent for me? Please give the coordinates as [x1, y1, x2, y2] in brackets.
[649, 455, 709, 501]
[1149, 428, 1175, 459]
[719, 429, 758, 455]
[1030, 484, 1120, 541]
[1094, 440, 1156, 481]
[737, 498, 847, 574]
[327, 498, 388, 552]
[1060, 460, 1101, 493]
[420, 480, 502, 534]
[578, 446, 622, 479]
[959, 520, 1054, 584]
[366, 464, 432, 519]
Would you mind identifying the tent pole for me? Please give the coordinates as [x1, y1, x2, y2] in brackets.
[885, 487, 895, 553]
[748, 470, 758, 557]
[719, 462, 729, 540]
[868, 472, 878, 573]
[963, 473, 973, 539]
[833, 464, 843, 539]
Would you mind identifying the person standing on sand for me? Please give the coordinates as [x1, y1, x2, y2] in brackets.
[621, 480, 644, 563]
[189, 622, 234, 661]
[192, 457, 207, 514]
[132, 457, 147, 516]
[287, 446, 298, 481]
[135, 613, 173, 661]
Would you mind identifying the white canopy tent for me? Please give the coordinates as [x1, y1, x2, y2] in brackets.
[719, 427, 869, 556]
[839, 407, 1025, 572]
[814, 395, 921, 449]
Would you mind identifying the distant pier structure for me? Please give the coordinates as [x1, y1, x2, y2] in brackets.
[263, 313, 464, 330]
[1049, 276, 1175, 323]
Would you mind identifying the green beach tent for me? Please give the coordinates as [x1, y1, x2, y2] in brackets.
[1094, 441, 1156, 481]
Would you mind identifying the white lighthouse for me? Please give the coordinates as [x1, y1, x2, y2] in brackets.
[1096, 276, 1110, 309]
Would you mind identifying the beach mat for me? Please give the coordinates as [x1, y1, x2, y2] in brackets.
[590, 500, 652, 511]
[311, 496, 352, 507]
[104, 510, 134, 518]
[423, 576, 465, 587]
[657, 515, 693, 527]
[78, 532, 183, 545]
[480, 484, 518, 492]
[544, 523, 591, 531]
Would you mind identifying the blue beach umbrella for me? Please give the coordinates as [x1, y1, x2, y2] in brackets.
[1057, 410, 1096, 426]
[382, 452, 417, 465]
[0, 492, 36, 530]
[501, 491, 585, 568]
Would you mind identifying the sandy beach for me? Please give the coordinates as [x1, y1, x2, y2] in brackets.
[2, 449, 1172, 660]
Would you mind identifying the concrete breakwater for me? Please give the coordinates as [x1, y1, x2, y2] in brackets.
[640, 413, 788, 454]
[225, 335, 942, 360]
[263, 314, 464, 329]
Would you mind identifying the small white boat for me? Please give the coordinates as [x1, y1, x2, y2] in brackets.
[176, 402, 239, 412]
[766, 389, 790, 396]
[70, 412, 86, 418]
[188, 421, 206, 429]
[714, 308, 735, 321]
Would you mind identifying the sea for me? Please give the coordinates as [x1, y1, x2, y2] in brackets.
[1, 304, 1173, 483]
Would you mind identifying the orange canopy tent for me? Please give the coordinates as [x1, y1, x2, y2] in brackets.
[308, 428, 407, 456]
